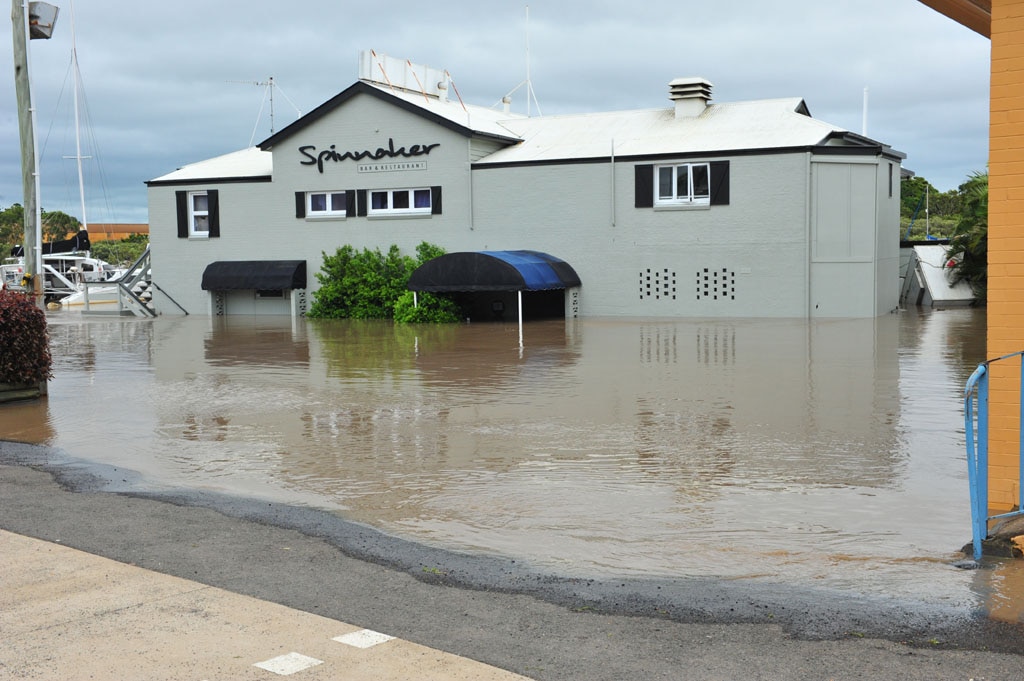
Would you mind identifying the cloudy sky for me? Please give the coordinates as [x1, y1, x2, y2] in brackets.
[0, 0, 990, 225]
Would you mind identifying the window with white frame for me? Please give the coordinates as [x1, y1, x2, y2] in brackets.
[189, 191, 210, 236]
[176, 189, 219, 238]
[368, 187, 432, 216]
[307, 190, 347, 218]
[655, 163, 711, 206]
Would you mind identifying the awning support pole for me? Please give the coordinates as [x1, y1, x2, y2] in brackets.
[518, 290, 523, 348]
[413, 291, 418, 308]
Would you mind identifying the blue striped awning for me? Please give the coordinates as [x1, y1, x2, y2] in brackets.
[407, 250, 581, 292]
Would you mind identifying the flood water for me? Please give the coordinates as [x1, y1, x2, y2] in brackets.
[4, 308, 1022, 620]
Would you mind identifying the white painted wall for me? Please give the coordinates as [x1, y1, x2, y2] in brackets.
[150, 94, 477, 316]
[148, 90, 901, 319]
[472, 153, 811, 317]
[808, 157, 899, 317]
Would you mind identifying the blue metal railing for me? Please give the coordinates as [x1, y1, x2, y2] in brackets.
[964, 351, 1024, 561]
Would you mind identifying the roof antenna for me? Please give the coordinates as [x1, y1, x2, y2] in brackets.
[862, 86, 868, 136]
[494, 5, 541, 116]
[228, 77, 302, 146]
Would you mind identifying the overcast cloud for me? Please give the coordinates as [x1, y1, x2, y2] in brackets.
[0, 0, 990, 224]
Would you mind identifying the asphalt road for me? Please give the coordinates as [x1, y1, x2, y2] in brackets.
[2, 440, 1023, 681]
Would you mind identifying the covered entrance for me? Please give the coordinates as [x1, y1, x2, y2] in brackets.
[201, 260, 307, 316]
[408, 250, 581, 341]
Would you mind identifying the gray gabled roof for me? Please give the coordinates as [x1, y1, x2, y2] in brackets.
[146, 146, 271, 186]
[476, 98, 886, 166]
[148, 79, 903, 185]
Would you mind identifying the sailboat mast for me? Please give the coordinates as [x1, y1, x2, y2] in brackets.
[69, 0, 87, 233]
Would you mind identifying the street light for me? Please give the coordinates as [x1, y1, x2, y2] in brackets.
[29, 2, 59, 38]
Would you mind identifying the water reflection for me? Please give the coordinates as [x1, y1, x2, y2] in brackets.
[3, 307, 1016, 617]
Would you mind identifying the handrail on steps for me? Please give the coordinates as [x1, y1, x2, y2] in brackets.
[149, 280, 188, 315]
[82, 247, 155, 317]
[964, 350, 1024, 561]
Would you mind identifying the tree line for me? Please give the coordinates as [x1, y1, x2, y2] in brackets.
[0, 204, 147, 266]
[901, 171, 988, 300]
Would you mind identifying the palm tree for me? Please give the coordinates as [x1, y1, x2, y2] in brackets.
[947, 171, 988, 301]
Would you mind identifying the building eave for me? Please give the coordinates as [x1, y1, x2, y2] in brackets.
[917, 0, 991, 38]
[145, 175, 273, 188]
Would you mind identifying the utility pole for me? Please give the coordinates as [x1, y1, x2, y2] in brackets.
[11, 0, 58, 308]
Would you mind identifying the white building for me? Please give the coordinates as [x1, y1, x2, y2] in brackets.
[146, 54, 904, 319]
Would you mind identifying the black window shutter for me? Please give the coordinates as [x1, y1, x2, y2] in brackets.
[175, 191, 188, 238]
[208, 190, 220, 238]
[295, 192, 306, 218]
[356, 190, 367, 217]
[710, 161, 730, 206]
[346, 190, 355, 215]
[634, 165, 653, 208]
[431, 186, 442, 215]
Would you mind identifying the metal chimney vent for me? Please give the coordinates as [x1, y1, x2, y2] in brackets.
[669, 77, 713, 118]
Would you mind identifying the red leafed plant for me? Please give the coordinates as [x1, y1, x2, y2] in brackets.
[0, 288, 52, 385]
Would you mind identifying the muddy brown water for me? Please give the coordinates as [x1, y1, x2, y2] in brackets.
[3, 308, 1022, 621]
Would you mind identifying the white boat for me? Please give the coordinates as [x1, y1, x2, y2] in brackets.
[2, 250, 119, 304]
[58, 246, 154, 315]
[5, 4, 153, 316]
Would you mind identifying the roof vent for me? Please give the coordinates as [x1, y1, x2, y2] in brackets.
[669, 77, 713, 118]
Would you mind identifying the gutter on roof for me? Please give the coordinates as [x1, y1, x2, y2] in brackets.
[145, 175, 273, 188]
[819, 130, 907, 161]
[472, 142, 906, 171]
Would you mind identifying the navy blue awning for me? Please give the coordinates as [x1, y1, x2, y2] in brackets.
[408, 250, 580, 293]
[201, 260, 306, 290]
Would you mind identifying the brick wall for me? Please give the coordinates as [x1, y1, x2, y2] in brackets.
[988, 0, 1024, 510]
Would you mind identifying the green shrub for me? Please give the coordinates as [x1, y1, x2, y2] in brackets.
[308, 245, 415, 319]
[89, 235, 148, 267]
[393, 290, 462, 323]
[0, 289, 52, 384]
[308, 242, 459, 323]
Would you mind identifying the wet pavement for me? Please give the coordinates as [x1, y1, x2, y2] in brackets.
[1, 529, 532, 681]
[2, 458, 1024, 680]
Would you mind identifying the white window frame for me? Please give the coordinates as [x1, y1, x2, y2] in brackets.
[654, 162, 711, 207]
[306, 190, 347, 219]
[368, 187, 432, 217]
[189, 191, 210, 237]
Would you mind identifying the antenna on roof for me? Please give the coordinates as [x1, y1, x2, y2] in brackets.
[494, 5, 542, 116]
[862, 86, 868, 136]
[228, 77, 302, 146]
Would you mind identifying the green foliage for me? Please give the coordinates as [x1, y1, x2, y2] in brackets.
[308, 241, 461, 323]
[393, 290, 462, 323]
[41, 210, 80, 242]
[308, 244, 416, 319]
[0, 204, 24, 256]
[0, 289, 52, 384]
[414, 241, 447, 263]
[946, 171, 988, 300]
[901, 177, 930, 219]
[901, 215, 957, 241]
[89, 237, 149, 267]
[900, 177, 961, 240]
[0, 205, 90, 255]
